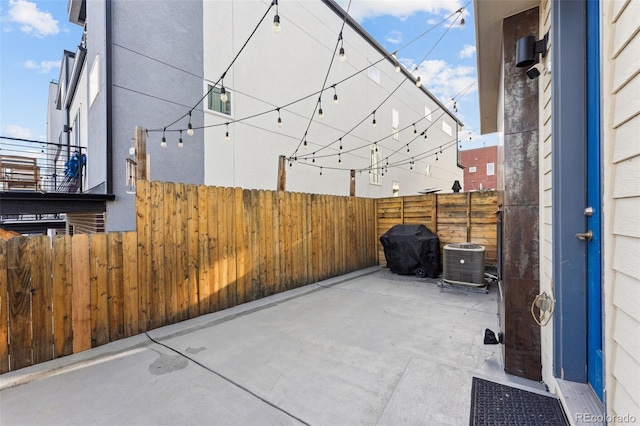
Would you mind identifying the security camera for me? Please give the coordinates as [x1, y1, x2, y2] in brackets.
[526, 63, 544, 80]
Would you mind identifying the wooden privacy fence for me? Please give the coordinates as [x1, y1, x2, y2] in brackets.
[0, 181, 378, 373]
[377, 191, 498, 265]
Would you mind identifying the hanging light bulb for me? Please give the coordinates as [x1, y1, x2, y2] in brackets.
[272, 0, 281, 33]
[392, 52, 400, 72]
[372, 111, 377, 127]
[460, 17, 465, 29]
[333, 86, 338, 104]
[338, 153, 341, 164]
[395, 63, 401, 73]
[440, 146, 443, 154]
[318, 100, 324, 119]
[339, 138, 343, 152]
[413, 124, 417, 134]
[161, 128, 167, 148]
[339, 33, 346, 62]
[436, 153, 439, 161]
[312, 153, 315, 163]
[374, 143, 378, 152]
[424, 132, 428, 140]
[415, 75, 422, 88]
[303, 138, 308, 150]
[225, 123, 230, 141]
[220, 85, 228, 103]
[406, 144, 410, 153]
[178, 130, 184, 148]
[276, 108, 282, 127]
[320, 167, 323, 177]
[187, 112, 194, 136]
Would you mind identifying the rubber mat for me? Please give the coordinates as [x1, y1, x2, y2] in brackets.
[469, 377, 569, 425]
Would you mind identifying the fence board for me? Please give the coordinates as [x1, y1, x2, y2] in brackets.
[197, 185, 211, 314]
[0, 239, 8, 373]
[31, 236, 53, 364]
[150, 181, 165, 329]
[107, 232, 124, 342]
[72, 234, 91, 353]
[53, 235, 73, 357]
[90, 233, 109, 347]
[122, 232, 139, 337]
[186, 184, 199, 319]
[136, 180, 151, 332]
[249, 189, 260, 300]
[8, 237, 32, 370]
[174, 183, 187, 322]
[163, 183, 177, 325]
[209, 186, 221, 312]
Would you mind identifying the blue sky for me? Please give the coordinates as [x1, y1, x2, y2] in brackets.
[0, 0, 493, 149]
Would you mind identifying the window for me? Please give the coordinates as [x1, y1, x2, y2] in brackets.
[207, 84, 232, 116]
[368, 62, 380, 84]
[392, 109, 399, 140]
[487, 163, 495, 176]
[424, 106, 432, 121]
[469, 166, 476, 173]
[370, 145, 381, 185]
[89, 55, 100, 106]
[442, 120, 452, 136]
[392, 181, 400, 197]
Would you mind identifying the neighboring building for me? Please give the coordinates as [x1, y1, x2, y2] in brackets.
[51, 0, 463, 232]
[459, 146, 497, 191]
[475, 0, 640, 422]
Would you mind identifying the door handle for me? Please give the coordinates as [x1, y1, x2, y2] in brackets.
[575, 230, 593, 242]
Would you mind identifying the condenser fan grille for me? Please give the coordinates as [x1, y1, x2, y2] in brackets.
[442, 243, 485, 286]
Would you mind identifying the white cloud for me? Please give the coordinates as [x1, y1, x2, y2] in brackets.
[458, 44, 476, 59]
[385, 30, 402, 44]
[405, 58, 477, 102]
[4, 124, 38, 139]
[8, 0, 59, 37]
[336, 0, 464, 22]
[24, 59, 60, 73]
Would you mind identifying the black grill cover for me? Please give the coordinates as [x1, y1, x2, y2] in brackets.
[380, 224, 440, 278]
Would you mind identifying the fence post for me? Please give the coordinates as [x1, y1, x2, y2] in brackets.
[134, 126, 148, 181]
[277, 155, 286, 191]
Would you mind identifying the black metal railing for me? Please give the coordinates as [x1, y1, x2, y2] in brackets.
[0, 137, 87, 193]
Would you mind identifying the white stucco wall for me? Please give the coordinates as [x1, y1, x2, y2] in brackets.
[202, 0, 462, 197]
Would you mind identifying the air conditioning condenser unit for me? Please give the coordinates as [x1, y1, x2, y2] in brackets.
[442, 243, 485, 287]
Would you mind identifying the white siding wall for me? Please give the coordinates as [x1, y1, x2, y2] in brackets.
[603, 0, 640, 419]
[538, 0, 555, 391]
[202, 0, 462, 197]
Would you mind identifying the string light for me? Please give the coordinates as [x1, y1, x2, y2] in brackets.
[338, 153, 341, 164]
[392, 52, 401, 72]
[339, 32, 346, 62]
[277, 108, 282, 127]
[460, 17, 465, 29]
[320, 167, 323, 177]
[372, 111, 377, 127]
[406, 144, 410, 153]
[374, 142, 378, 152]
[303, 134, 308, 149]
[272, 0, 281, 33]
[312, 153, 315, 163]
[333, 85, 338, 104]
[415, 75, 422, 88]
[178, 130, 183, 148]
[436, 153, 439, 161]
[187, 112, 194, 136]
[318, 99, 324, 119]
[161, 128, 167, 148]
[339, 138, 343, 152]
[424, 131, 428, 140]
[413, 124, 417, 134]
[220, 84, 228, 103]
[225, 123, 230, 141]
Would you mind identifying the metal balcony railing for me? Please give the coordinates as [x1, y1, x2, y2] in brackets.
[0, 137, 87, 194]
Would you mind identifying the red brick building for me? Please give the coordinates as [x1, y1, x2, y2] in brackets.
[459, 146, 497, 191]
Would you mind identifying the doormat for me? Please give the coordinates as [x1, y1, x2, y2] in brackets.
[469, 377, 569, 425]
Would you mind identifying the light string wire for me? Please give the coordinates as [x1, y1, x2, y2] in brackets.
[298, 80, 476, 164]
[291, 3, 468, 160]
[289, 0, 353, 157]
[148, 0, 277, 133]
[146, 3, 463, 136]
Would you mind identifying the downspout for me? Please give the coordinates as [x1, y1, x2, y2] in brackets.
[105, 0, 113, 193]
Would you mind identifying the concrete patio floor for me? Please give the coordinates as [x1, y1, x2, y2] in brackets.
[0, 267, 547, 425]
